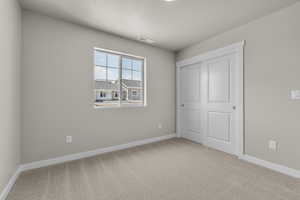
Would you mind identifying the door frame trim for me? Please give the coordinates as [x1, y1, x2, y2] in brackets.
[176, 41, 245, 157]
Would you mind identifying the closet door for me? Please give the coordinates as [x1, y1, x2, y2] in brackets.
[202, 54, 237, 155]
[179, 63, 203, 143]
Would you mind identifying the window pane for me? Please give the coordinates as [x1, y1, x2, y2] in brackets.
[95, 66, 106, 80]
[107, 54, 120, 68]
[133, 71, 142, 81]
[122, 69, 132, 80]
[94, 51, 106, 66]
[107, 68, 119, 81]
[132, 60, 142, 71]
[120, 78, 143, 106]
[95, 80, 120, 107]
[122, 58, 132, 69]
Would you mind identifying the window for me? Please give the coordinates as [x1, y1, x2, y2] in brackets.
[94, 48, 145, 108]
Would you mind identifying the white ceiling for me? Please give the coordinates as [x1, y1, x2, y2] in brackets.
[19, 0, 299, 51]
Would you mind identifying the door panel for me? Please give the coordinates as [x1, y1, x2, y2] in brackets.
[180, 66, 201, 106]
[208, 112, 230, 142]
[208, 60, 230, 103]
[183, 110, 201, 133]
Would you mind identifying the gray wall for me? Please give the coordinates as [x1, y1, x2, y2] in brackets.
[21, 11, 176, 163]
[177, 2, 300, 170]
[0, 0, 21, 193]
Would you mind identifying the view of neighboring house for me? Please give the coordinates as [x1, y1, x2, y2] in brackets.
[95, 79, 143, 103]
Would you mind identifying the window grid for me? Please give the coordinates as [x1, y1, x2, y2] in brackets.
[95, 56, 142, 81]
[95, 54, 120, 81]
[94, 48, 145, 107]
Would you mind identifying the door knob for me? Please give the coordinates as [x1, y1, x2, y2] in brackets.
[232, 106, 236, 110]
[181, 104, 185, 107]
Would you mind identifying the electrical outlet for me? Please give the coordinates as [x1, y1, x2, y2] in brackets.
[66, 136, 72, 144]
[269, 140, 277, 151]
[158, 123, 162, 129]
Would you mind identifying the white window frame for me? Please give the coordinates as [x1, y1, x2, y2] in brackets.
[93, 47, 147, 109]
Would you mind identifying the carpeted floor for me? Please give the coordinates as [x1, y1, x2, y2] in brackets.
[7, 138, 300, 200]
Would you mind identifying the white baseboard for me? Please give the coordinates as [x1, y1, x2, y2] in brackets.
[4, 135, 299, 200]
[182, 133, 300, 179]
[240, 155, 300, 179]
[1, 134, 176, 199]
[20, 134, 176, 172]
[0, 167, 21, 200]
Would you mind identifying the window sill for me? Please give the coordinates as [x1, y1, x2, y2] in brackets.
[94, 104, 147, 110]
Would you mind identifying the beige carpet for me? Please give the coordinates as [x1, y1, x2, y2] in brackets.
[7, 138, 300, 200]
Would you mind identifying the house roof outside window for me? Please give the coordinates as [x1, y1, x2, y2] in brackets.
[95, 79, 142, 90]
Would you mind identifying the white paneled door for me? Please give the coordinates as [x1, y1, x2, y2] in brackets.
[202, 54, 237, 155]
[179, 63, 202, 143]
[179, 54, 238, 155]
